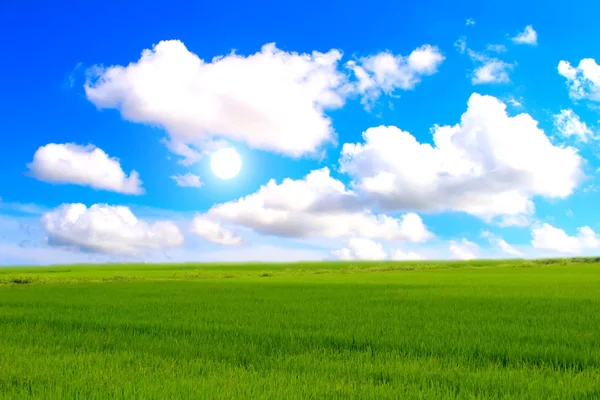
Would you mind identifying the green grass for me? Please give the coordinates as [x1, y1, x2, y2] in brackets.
[1, 259, 600, 399]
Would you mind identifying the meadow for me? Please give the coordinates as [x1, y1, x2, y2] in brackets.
[1, 258, 599, 399]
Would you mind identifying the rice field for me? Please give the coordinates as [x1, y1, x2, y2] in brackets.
[1, 259, 599, 399]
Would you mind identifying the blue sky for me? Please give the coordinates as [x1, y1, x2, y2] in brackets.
[2, 0, 600, 265]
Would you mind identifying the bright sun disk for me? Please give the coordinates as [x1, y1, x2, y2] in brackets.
[210, 148, 242, 179]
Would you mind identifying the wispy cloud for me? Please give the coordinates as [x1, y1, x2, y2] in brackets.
[486, 44, 507, 53]
[553, 109, 594, 142]
[511, 25, 537, 45]
[171, 173, 203, 188]
[468, 49, 513, 84]
[506, 96, 523, 108]
[454, 37, 467, 54]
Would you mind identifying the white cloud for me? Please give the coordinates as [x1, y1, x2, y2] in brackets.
[332, 239, 423, 261]
[162, 139, 204, 166]
[454, 37, 467, 54]
[27, 143, 143, 194]
[42, 204, 184, 255]
[339, 93, 582, 221]
[85, 41, 350, 161]
[496, 239, 522, 257]
[467, 50, 513, 85]
[390, 249, 423, 260]
[531, 223, 600, 253]
[190, 216, 242, 245]
[466, 18, 475, 26]
[553, 109, 594, 142]
[449, 238, 478, 260]
[506, 96, 523, 108]
[511, 25, 538, 45]
[481, 230, 523, 257]
[0, 240, 327, 266]
[332, 238, 387, 260]
[467, 49, 513, 84]
[0, 210, 331, 265]
[558, 58, 600, 102]
[65, 62, 83, 89]
[486, 44, 507, 53]
[171, 173, 202, 187]
[198, 168, 433, 242]
[347, 45, 444, 108]
[472, 59, 512, 84]
[0, 200, 48, 215]
[85, 41, 444, 162]
[497, 215, 531, 227]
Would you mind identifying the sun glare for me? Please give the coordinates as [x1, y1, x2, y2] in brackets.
[210, 148, 242, 179]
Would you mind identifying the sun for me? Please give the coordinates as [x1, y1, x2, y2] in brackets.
[210, 147, 242, 179]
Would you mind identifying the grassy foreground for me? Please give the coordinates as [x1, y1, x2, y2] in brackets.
[1, 259, 599, 399]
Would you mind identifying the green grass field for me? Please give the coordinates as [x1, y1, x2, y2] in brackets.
[1, 258, 599, 399]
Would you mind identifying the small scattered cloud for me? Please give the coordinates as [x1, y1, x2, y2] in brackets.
[465, 18, 475, 26]
[486, 44, 507, 53]
[457, 39, 514, 85]
[472, 59, 513, 84]
[506, 96, 523, 108]
[468, 50, 514, 84]
[61, 62, 83, 90]
[0, 201, 48, 215]
[27, 143, 144, 195]
[511, 25, 538, 45]
[162, 139, 204, 166]
[171, 173, 203, 188]
[347, 45, 445, 109]
[558, 58, 600, 103]
[553, 109, 594, 142]
[496, 215, 531, 227]
[454, 37, 467, 54]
